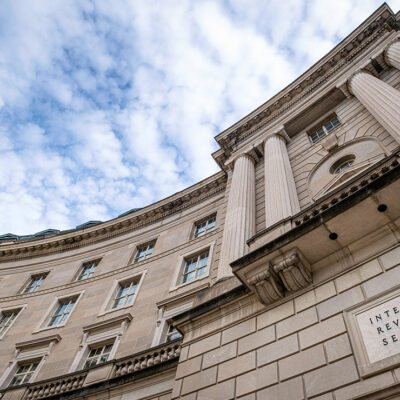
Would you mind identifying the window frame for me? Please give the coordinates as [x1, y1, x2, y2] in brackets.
[193, 214, 217, 239]
[0, 335, 59, 389]
[69, 313, 131, 372]
[133, 241, 156, 264]
[330, 155, 356, 175]
[75, 259, 101, 282]
[21, 273, 49, 294]
[181, 251, 209, 284]
[0, 306, 25, 340]
[112, 280, 139, 309]
[170, 242, 215, 291]
[83, 341, 114, 369]
[98, 272, 146, 316]
[307, 115, 341, 144]
[35, 291, 84, 333]
[165, 324, 182, 343]
[8, 361, 40, 387]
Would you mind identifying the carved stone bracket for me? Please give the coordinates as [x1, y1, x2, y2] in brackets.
[271, 248, 312, 292]
[247, 265, 284, 305]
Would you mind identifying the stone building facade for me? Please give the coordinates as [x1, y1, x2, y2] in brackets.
[1, 4, 400, 399]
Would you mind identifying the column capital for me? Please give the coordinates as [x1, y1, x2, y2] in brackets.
[346, 69, 375, 96]
[384, 37, 400, 68]
[264, 125, 290, 144]
[225, 150, 257, 170]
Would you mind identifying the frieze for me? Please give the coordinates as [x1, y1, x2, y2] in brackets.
[215, 8, 398, 160]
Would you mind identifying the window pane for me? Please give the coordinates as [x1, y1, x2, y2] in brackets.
[126, 295, 134, 305]
[0, 311, 18, 335]
[104, 344, 113, 353]
[10, 362, 39, 387]
[113, 297, 125, 308]
[183, 271, 195, 283]
[134, 243, 154, 263]
[78, 261, 98, 280]
[198, 255, 208, 267]
[195, 217, 216, 238]
[184, 261, 197, 273]
[325, 122, 334, 131]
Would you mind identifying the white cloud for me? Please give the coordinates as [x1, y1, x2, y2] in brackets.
[0, 0, 398, 234]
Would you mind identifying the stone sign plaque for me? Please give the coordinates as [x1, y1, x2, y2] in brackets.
[356, 295, 400, 363]
[346, 288, 400, 377]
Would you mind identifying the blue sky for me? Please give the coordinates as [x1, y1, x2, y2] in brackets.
[1, 0, 399, 235]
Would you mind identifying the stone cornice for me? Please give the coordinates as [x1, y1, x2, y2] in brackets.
[0, 172, 227, 262]
[15, 334, 61, 350]
[214, 4, 398, 162]
[0, 228, 219, 302]
[82, 313, 132, 332]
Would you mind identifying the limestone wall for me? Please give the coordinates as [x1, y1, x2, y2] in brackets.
[172, 239, 400, 399]
[0, 187, 225, 384]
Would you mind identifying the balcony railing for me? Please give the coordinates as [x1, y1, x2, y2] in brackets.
[25, 372, 88, 400]
[0, 340, 182, 400]
[113, 340, 181, 377]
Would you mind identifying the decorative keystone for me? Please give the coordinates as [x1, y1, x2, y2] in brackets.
[247, 265, 284, 305]
[272, 248, 312, 292]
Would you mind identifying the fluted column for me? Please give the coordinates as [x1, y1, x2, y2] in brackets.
[385, 40, 400, 70]
[217, 154, 255, 280]
[348, 71, 400, 144]
[264, 130, 300, 228]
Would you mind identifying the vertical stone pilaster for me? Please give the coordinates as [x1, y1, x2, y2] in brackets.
[348, 71, 400, 144]
[384, 40, 400, 70]
[264, 130, 300, 228]
[217, 154, 256, 280]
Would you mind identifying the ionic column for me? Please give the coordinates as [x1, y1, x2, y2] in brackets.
[217, 154, 256, 280]
[348, 71, 400, 144]
[384, 40, 400, 70]
[264, 129, 300, 228]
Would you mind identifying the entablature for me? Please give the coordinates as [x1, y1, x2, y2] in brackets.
[213, 4, 399, 167]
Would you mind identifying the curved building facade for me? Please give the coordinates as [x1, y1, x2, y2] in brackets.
[1, 4, 400, 399]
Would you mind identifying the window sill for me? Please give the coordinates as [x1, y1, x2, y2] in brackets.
[97, 303, 134, 318]
[169, 273, 210, 293]
[32, 324, 66, 334]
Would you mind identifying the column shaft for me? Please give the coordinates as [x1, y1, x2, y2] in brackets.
[264, 133, 300, 228]
[385, 40, 400, 70]
[217, 154, 255, 280]
[349, 71, 400, 144]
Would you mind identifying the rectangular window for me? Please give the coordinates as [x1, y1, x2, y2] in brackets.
[194, 216, 216, 238]
[0, 310, 20, 336]
[9, 362, 39, 386]
[48, 298, 76, 327]
[84, 343, 113, 368]
[77, 260, 99, 281]
[112, 280, 138, 309]
[309, 116, 340, 143]
[23, 274, 47, 293]
[182, 251, 209, 284]
[134, 242, 155, 263]
[166, 325, 182, 342]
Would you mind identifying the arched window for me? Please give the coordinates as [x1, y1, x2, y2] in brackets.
[330, 155, 356, 174]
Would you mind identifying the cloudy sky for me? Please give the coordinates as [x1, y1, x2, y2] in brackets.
[1, 0, 399, 235]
